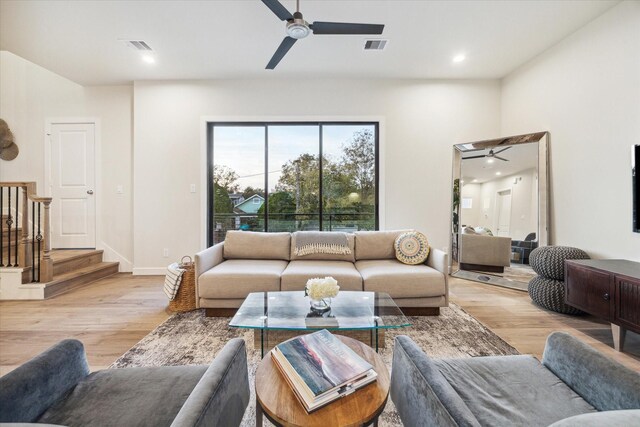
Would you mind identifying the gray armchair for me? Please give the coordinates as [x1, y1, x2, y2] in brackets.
[0, 338, 250, 427]
[390, 332, 640, 427]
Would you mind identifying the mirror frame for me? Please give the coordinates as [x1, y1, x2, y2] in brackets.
[449, 131, 550, 290]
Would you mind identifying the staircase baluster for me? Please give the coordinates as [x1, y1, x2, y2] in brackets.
[14, 186, 19, 266]
[20, 186, 29, 272]
[37, 202, 42, 282]
[7, 187, 12, 266]
[32, 201, 36, 282]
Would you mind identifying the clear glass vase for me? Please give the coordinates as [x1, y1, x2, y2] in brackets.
[309, 297, 331, 313]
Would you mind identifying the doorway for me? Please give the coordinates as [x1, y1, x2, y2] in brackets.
[496, 189, 512, 237]
[47, 121, 96, 249]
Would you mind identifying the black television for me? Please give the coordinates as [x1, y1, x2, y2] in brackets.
[634, 144, 639, 233]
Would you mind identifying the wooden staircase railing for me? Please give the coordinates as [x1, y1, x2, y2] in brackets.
[0, 182, 53, 283]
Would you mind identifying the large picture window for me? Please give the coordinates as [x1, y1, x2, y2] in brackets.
[207, 122, 379, 245]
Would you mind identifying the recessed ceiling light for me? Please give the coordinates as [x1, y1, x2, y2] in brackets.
[142, 54, 155, 64]
[496, 172, 502, 176]
[453, 53, 466, 63]
[472, 179, 478, 183]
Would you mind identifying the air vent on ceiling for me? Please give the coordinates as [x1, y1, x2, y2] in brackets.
[120, 40, 153, 51]
[364, 40, 387, 51]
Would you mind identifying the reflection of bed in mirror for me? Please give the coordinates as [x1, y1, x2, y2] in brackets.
[450, 132, 549, 291]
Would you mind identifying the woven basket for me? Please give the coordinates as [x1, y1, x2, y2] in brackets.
[168, 256, 197, 313]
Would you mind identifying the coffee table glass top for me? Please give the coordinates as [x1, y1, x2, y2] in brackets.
[229, 291, 410, 331]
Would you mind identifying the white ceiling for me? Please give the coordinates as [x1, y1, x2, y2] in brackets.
[0, 0, 619, 85]
[461, 143, 539, 184]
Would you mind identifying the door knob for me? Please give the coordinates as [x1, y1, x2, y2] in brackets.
[603, 293, 610, 301]
[87, 190, 94, 195]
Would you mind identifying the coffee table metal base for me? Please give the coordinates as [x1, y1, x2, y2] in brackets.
[254, 329, 386, 357]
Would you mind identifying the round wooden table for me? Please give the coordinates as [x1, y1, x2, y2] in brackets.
[255, 335, 390, 427]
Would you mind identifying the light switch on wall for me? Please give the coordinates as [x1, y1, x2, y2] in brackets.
[116, 185, 123, 194]
[190, 184, 196, 193]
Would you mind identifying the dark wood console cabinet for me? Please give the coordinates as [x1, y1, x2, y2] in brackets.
[565, 259, 640, 352]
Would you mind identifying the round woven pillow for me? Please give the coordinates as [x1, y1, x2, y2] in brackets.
[529, 246, 590, 280]
[395, 231, 430, 265]
[528, 275, 585, 315]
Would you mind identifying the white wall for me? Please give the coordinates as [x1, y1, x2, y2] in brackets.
[0, 51, 84, 186]
[133, 79, 501, 272]
[472, 168, 537, 240]
[501, 0, 640, 260]
[0, 51, 134, 269]
[84, 86, 134, 269]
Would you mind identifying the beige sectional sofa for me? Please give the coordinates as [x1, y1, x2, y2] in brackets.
[194, 230, 449, 316]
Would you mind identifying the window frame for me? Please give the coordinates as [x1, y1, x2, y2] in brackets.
[207, 121, 380, 246]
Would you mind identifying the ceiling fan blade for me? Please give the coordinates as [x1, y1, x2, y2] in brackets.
[261, 0, 293, 21]
[494, 146, 512, 155]
[266, 37, 297, 69]
[310, 21, 384, 35]
[462, 155, 486, 160]
[494, 156, 509, 162]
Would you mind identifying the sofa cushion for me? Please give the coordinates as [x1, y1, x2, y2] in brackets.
[281, 260, 362, 291]
[434, 355, 596, 427]
[356, 259, 445, 299]
[290, 232, 355, 262]
[223, 231, 291, 261]
[354, 230, 411, 261]
[38, 365, 208, 427]
[198, 259, 288, 299]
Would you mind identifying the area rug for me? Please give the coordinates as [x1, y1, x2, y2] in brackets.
[111, 303, 518, 426]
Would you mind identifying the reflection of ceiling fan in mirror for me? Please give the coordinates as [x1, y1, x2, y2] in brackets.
[463, 146, 511, 162]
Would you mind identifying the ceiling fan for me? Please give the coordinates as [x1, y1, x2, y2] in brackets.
[463, 146, 512, 162]
[261, 0, 385, 69]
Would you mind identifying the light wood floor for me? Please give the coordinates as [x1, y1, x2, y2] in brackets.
[1, 274, 638, 376]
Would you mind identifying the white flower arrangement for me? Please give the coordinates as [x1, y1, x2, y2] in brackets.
[305, 276, 340, 300]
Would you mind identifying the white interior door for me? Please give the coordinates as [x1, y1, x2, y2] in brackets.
[50, 123, 96, 248]
[496, 189, 512, 237]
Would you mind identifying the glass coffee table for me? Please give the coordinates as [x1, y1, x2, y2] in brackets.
[229, 291, 411, 357]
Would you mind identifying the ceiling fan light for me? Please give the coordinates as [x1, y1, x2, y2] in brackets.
[287, 21, 310, 39]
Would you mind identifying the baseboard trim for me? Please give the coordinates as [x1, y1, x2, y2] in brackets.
[132, 268, 166, 275]
[98, 242, 133, 272]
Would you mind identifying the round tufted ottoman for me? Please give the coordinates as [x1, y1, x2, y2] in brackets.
[528, 276, 585, 315]
[529, 246, 590, 280]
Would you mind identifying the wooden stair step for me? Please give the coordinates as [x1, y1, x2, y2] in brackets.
[51, 249, 104, 276]
[1, 227, 22, 238]
[43, 262, 119, 299]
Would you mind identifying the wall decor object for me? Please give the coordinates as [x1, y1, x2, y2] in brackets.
[0, 118, 19, 161]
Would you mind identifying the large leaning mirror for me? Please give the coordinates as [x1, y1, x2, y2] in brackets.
[450, 132, 549, 291]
